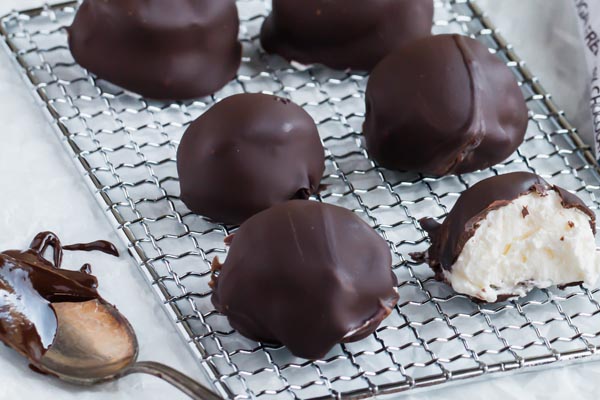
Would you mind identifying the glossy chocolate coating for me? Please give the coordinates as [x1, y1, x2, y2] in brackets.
[177, 93, 325, 225]
[364, 34, 529, 175]
[260, 0, 434, 71]
[0, 232, 118, 365]
[211, 200, 399, 359]
[68, 0, 241, 100]
[413, 172, 596, 279]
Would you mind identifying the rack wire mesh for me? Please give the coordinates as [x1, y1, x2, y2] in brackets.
[2, 0, 600, 398]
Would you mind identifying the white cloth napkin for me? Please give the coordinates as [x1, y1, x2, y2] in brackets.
[480, 0, 594, 156]
[573, 0, 600, 157]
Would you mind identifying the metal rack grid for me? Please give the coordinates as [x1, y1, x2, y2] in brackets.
[2, 0, 600, 398]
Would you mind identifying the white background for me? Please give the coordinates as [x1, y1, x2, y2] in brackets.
[0, 1, 597, 399]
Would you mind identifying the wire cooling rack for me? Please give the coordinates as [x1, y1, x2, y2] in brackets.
[3, 0, 600, 398]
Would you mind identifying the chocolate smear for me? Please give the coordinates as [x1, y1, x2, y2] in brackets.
[0, 232, 118, 368]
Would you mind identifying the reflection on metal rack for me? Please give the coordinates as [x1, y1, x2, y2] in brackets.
[2, 0, 600, 398]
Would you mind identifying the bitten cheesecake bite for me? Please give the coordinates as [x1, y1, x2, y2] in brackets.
[413, 172, 599, 303]
[210, 200, 399, 359]
[364, 34, 528, 176]
[177, 94, 325, 225]
[68, 0, 241, 99]
[260, 0, 434, 71]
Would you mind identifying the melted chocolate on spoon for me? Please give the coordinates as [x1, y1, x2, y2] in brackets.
[0, 232, 119, 367]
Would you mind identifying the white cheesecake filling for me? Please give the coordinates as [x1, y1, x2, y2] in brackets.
[445, 190, 600, 302]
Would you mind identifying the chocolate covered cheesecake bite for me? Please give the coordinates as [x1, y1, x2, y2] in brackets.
[177, 93, 325, 225]
[364, 34, 528, 176]
[69, 0, 241, 100]
[413, 172, 600, 302]
[260, 0, 434, 71]
[211, 200, 399, 359]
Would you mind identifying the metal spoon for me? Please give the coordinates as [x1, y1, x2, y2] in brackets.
[38, 299, 221, 400]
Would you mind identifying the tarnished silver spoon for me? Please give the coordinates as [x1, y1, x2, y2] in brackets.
[39, 299, 221, 400]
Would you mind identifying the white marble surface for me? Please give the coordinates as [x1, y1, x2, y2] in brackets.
[0, 1, 598, 399]
[0, 1, 207, 399]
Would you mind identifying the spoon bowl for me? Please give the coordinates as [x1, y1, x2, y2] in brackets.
[40, 300, 137, 384]
[39, 299, 220, 400]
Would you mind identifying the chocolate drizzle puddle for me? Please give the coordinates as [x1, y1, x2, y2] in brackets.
[0, 232, 119, 368]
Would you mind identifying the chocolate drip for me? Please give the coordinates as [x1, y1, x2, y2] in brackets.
[63, 241, 119, 257]
[0, 232, 118, 365]
[79, 264, 92, 274]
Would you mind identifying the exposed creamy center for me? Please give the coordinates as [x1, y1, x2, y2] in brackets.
[445, 191, 599, 302]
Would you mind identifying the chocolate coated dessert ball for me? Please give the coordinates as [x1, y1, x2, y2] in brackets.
[364, 34, 529, 176]
[177, 94, 325, 225]
[69, 0, 241, 99]
[211, 200, 399, 359]
[413, 172, 599, 302]
[260, 0, 434, 71]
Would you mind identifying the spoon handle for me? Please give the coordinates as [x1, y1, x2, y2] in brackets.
[122, 361, 222, 400]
